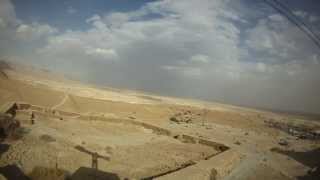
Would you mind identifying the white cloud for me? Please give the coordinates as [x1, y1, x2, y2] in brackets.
[245, 16, 304, 62]
[16, 23, 58, 40]
[1, 0, 320, 113]
[37, 29, 118, 62]
[268, 14, 285, 22]
[86, 15, 109, 31]
[86, 14, 101, 23]
[85, 48, 118, 59]
[30, 1, 320, 113]
[39, 0, 242, 65]
[0, 0, 58, 44]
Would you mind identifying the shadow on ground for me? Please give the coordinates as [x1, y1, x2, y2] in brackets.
[0, 165, 121, 180]
[0, 143, 120, 180]
[1, 136, 118, 179]
[0, 165, 30, 180]
[28, 166, 68, 180]
[69, 167, 120, 180]
[0, 143, 9, 158]
[271, 147, 320, 180]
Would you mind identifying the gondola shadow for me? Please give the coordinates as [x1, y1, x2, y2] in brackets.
[0, 165, 30, 180]
[0, 143, 9, 158]
[271, 147, 320, 180]
[71, 145, 120, 180]
[69, 167, 120, 180]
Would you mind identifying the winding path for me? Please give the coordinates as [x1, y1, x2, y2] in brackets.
[52, 93, 68, 109]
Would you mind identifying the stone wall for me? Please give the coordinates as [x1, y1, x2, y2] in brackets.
[13, 102, 229, 152]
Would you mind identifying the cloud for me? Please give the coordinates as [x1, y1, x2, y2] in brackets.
[245, 12, 319, 64]
[0, 0, 58, 58]
[293, 10, 308, 19]
[39, 0, 242, 65]
[294, 10, 320, 23]
[85, 48, 118, 59]
[103, 12, 130, 28]
[16, 22, 58, 40]
[2, 0, 320, 114]
[0, 0, 19, 27]
[268, 14, 285, 22]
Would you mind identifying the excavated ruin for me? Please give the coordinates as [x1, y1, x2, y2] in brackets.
[0, 102, 238, 180]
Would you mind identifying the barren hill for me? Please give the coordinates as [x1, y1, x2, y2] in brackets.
[0, 62, 319, 180]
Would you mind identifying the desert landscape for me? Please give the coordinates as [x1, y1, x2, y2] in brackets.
[0, 61, 319, 180]
[1, 0, 320, 179]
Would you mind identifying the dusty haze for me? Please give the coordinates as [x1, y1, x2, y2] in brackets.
[1, 0, 320, 114]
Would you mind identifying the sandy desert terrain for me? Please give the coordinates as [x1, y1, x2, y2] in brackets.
[0, 62, 320, 180]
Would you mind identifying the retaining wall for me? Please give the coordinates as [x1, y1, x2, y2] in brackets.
[13, 102, 229, 151]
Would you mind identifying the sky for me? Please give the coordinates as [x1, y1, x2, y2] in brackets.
[1, 0, 320, 114]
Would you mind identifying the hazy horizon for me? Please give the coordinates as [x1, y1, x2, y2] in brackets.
[1, 0, 320, 114]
